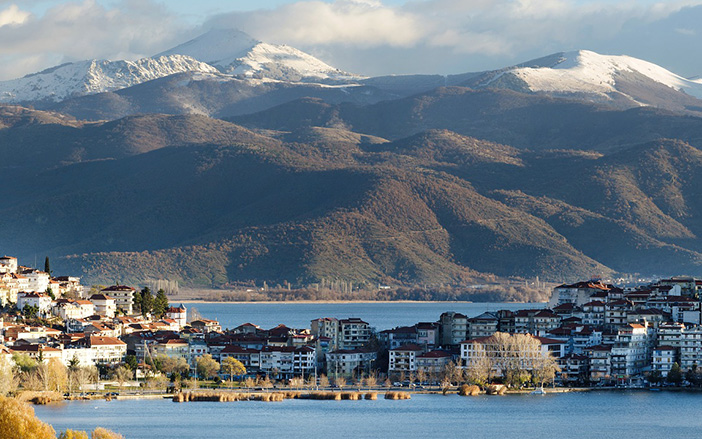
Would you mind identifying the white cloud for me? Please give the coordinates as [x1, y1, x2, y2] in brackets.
[0, 4, 30, 27]
[0, 0, 193, 80]
[1, 0, 702, 82]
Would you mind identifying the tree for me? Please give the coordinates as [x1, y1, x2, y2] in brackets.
[153, 289, 169, 318]
[124, 355, 138, 371]
[243, 377, 256, 390]
[46, 287, 55, 300]
[59, 430, 89, 439]
[647, 370, 663, 386]
[318, 374, 330, 388]
[0, 359, 18, 396]
[45, 358, 68, 393]
[0, 395, 56, 439]
[465, 343, 491, 387]
[196, 355, 220, 380]
[364, 374, 378, 388]
[667, 362, 683, 385]
[91, 428, 125, 439]
[531, 352, 560, 389]
[221, 357, 246, 385]
[44, 257, 51, 276]
[140, 287, 154, 317]
[111, 366, 132, 391]
[157, 355, 189, 377]
[334, 376, 346, 390]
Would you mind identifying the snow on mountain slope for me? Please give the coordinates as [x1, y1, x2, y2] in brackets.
[158, 28, 364, 82]
[482, 50, 702, 101]
[0, 55, 219, 103]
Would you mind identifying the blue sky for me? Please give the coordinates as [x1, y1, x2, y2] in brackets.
[1, 0, 701, 81]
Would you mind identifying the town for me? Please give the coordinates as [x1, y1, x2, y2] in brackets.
[1, 253, 702, 396]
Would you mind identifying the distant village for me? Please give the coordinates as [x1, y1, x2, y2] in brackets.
[1, 253, 702, 392]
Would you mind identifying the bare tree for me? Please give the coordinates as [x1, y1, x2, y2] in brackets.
[318, 374, 330, 388]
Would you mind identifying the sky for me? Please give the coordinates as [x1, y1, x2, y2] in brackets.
[0, 0, 701, 81]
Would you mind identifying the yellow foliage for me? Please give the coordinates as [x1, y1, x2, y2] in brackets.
[59, 430, 89, 439]
[91, 427, 124, 439]
[0, 395, 56, 439]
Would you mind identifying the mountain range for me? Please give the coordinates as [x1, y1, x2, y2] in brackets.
[2, 29, 702, 291]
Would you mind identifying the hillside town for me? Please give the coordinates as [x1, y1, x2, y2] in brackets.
[2, 253, 702, 391]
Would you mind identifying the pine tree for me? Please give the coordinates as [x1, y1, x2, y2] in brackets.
[141, 287, 154, 317]
[44, 256, 50, 275]
[153, 289, 169, 318]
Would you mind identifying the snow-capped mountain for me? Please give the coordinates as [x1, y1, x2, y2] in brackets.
[157, 29, 363, 82]
[464, 50, 702, 110]
[0, 55, 219, 103]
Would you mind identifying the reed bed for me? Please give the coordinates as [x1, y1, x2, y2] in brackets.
[17, 391, 64, 405]
[341, 392, 362, 400]
[384, 391, 411, 400]
[364, 392, 378, 400]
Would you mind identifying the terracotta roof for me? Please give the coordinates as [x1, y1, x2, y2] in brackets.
[89, 336, 126, 346]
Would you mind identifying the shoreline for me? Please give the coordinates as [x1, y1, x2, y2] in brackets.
[172, 299, 543, 305]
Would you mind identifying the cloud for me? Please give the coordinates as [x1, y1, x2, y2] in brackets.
[206, 0, 422, 48]
[0, 0, 193, 80]
[200, 0, 702, 76]
[1, 0, 702, 82]
[0, 4, 30, 27]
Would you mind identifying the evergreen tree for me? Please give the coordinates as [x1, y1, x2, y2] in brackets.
[667, 362, 683, 385]
[44, 256, 50, 275]
[140, 287, 154, 317]
[133, 289, 142, 314]
[153, 289, 169, 318]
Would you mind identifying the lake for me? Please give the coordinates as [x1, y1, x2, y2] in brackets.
[184, 301, 543, 331]
[34, 391, 702, 439]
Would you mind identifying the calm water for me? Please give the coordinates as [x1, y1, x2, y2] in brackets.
[35, 392, 702, 439]
[186, 302, 542, 331]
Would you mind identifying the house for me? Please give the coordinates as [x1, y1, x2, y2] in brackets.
[378, 326, 418, 350]
[558, 353, 589, 384]
[220, 345, 261, 372]
[581, 301, 605, 326]
[680, 326, 702, 371]
[152, 338, 189, 361]
[190, 319, 221, 333]
[652, 346, 677, 377]
[89, 294, 116, 318]
[610, 324, 652, 378]
[17, 292, 52, 317]
[54, 299, 95, 320]
[416, 350, 452, 375]
[326, 348, 377, 377]
[83, 335, 127, 364]
[388, 344, 425, 376]
[338, 318, 371, 350]
[460, 334, 565, 376]
[21, 270, 50, 294]
[311, 317, 339, 350]
[416, 322, 440, 348]
[439, 312, 468, 345]
[584, 344, 612, 382]
[10, 344, 62, 363]
[165, 305, 187, 328]
[548, 281, 611, 307]
[0, 256, 18, 274]
[100, 285, 135, 314]
[468, 312, 499, 339]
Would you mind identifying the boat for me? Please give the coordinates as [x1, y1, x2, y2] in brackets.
[530, 387, 547, 395]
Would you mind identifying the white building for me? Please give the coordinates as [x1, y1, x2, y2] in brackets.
[54, 299, 95, 320]
[389, 344, 425, 375]
[0, 256, 18, 274]
[85, 335, 127, 364]
[165, 305, 187, 328]
[23, 271, 50, 294]
[652, 346, 677, 377]
[326, 348, 377, 377]
[101, 285, 135, 314]
[680, 326, 702, 371]
[89, 294, 116, 318]
[17, 292, 52, 316]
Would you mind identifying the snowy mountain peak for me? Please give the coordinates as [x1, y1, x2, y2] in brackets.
[0, 55, 219, 103]
[486, 50, 702, 101]
[158, 28, 364, 83]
